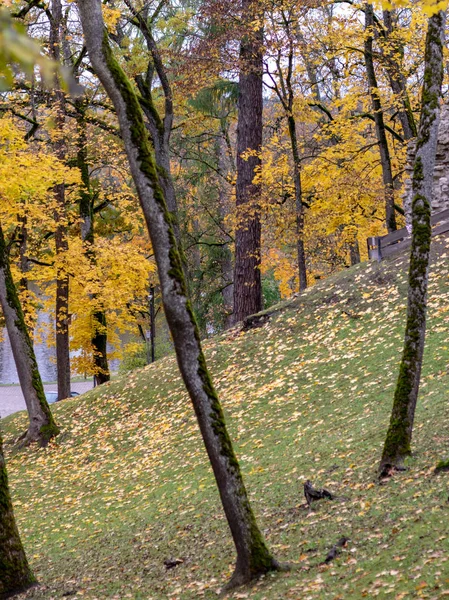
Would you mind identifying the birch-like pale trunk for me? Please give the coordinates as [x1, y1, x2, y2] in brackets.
[76, 0, 279, 589]
[0, 434, 36, 598]
[380, 10, 446, 472]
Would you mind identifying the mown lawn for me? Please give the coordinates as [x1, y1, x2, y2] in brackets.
[3, 237, 449, 599]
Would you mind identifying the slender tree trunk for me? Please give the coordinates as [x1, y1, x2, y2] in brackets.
[216, 135, 234, 328]
[54, 187, 71, 401]
[135, 75, 181, 244]
[381, 10, 417, 141]
[50, 0, 71, 401]
[364, 4, 397, 233]
[349, 238, 361, 266]
[18, 215, 28, 293]
[287, 115, 307, 291]
[0, 225, 59, 446]
[77, 1, 280, 588]
[380, 10, 446, 472]
[76, 107, 110, 384]
[127, 3, 183, 251]
[297, 31, 322, 104]
[0, 434, 36, 598]
[233, 0, 264, 323]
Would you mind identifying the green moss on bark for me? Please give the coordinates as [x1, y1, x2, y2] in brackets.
[0, 436, 36, 598]
[0, 226, 59, 446]
[100, 31, 277, 578]
[381, 158, 432, 467]
[434, 459, 449, 473]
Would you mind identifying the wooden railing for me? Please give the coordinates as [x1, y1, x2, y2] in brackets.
[367, 208, 449, 261]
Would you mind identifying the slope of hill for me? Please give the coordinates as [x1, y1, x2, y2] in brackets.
[3, 237, 449, 599]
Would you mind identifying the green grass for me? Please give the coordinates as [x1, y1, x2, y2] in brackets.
[3, 238, 449, 599]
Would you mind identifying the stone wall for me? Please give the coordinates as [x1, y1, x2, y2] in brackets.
[403, 103, 449, 229]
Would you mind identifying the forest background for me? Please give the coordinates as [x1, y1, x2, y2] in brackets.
[0, 0, 433, 384]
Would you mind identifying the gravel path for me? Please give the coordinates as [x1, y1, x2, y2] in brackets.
[0, 381, 94, 419]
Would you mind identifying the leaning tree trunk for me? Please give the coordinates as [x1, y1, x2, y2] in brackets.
[233, 0, 264, 324]
[0, 434, 36, 598]
[77, 0, 279, 589]
[364, 4, 397, 233]
[0, 225, 59, 446]
[379, 9, 446, 472]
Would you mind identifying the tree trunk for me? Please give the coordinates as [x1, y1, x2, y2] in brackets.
[364, 4, 397, 233]
[233, 0, 264, 323]
[0, 225, 59, 446]
[76, 1, 280, 588]
[216, 135, 234, 328]
[18, 215, 29, 293]
[50, 0, 71, 401]
[349, 238, 361, 266]
[135, 75, 181, 246]
[55, 187, 71, 402]
[381, 10, 417, 141]
[287, 115, 307, 291]
[379, 9, 446, 472]
[0, 434, 36, 599]
[76, 107, 110, 384]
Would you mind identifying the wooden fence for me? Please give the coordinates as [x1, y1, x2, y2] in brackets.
[367, 208, 449, 261]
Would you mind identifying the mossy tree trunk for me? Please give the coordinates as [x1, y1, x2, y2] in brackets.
[125, 0, 182, 248]
[364, 4, 397, 233]
[76, 103, 110, 385]
[0, 434, 36, 599]
[77, 0, 280, 588]
[233, 0, 264, 324]
[0, 225, 59, 446]
[380, 9, 446, 472]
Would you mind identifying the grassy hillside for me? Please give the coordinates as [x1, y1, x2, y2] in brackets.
[3, 237, 449, 599]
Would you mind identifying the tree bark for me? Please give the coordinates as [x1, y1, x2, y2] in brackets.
[380, 9, 446, 471]
[364, 4, 397, 233]
[380, 10, 417, 141]
[233, 0, 264, 323]
[349, 238, 361, 266]
[288, 115, 307, 291]
[216, 135, 234, 329]
[0, 434, 36, 599]
[126, 1, 182, 250]
[54, 187, 71, 401]
[0, 225, 59, 446]
[77, 0, 280, 589]
[268, 15, 308, 291]
[50, 0, 71, 401]
[76, 105, 110, 384]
